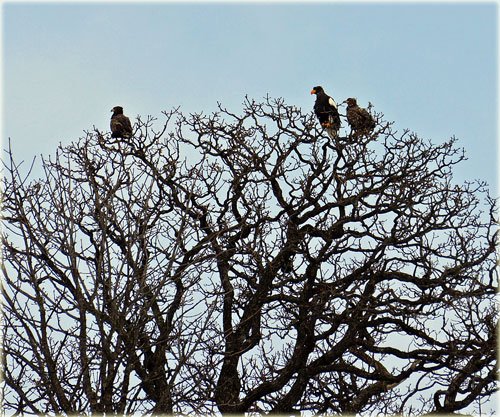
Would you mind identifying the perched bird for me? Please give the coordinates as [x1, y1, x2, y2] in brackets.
[344, 98, 376, 136]
[311, 86, 341, 139]
[110, 106, 133, 138]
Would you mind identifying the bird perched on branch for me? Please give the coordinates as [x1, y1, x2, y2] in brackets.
[311, 86, 341, 139]
[344, 98, 376, 136]
[110, 106, 133, 138]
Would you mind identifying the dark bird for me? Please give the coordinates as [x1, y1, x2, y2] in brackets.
[139, 335, 158, 374]
[344, 98, 376, 136]
[110, 106, 133, 138]
[311, 86, 341, 139]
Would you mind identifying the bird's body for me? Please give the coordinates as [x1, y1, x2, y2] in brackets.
[345, 98, 376, 135]
[311, 86, 341, 139]
[110, 106, 133, 138]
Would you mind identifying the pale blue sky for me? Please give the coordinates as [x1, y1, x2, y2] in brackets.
[2, 2, 498, 194]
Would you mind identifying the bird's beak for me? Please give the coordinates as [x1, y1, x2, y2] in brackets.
[110, 108, 114, 112]
[310, 89, 316, 95]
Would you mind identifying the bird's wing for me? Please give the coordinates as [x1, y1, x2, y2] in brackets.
[360, 108, 376, 125]
[110, 118, 122, 130]
[123, 116, 132, 131]
[347, 108, 361, 126]
[114, 115, 132, 132]
[360, 108, 371, 119]
[328, 97, 338, 109]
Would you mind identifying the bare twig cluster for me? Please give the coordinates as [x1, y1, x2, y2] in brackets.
[1, 97, 497, 415]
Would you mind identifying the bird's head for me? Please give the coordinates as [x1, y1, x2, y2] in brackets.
[345, 98, 357, 107]
[310, 86, 324, 95]
[111, 106, 124, 115]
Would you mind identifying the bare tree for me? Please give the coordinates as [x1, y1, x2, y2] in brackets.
[1, 97, 497, 416]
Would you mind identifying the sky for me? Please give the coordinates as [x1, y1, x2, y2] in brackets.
[2, 1, 498, 196]
[1, 2, 499, 414]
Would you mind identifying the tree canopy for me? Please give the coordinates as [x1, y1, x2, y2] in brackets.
[1, 97, 497, 416]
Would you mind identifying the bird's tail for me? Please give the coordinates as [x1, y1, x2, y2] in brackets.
[326, 127, 338, 140]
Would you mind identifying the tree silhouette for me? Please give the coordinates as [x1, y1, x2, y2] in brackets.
[1, 97, 497, 415]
